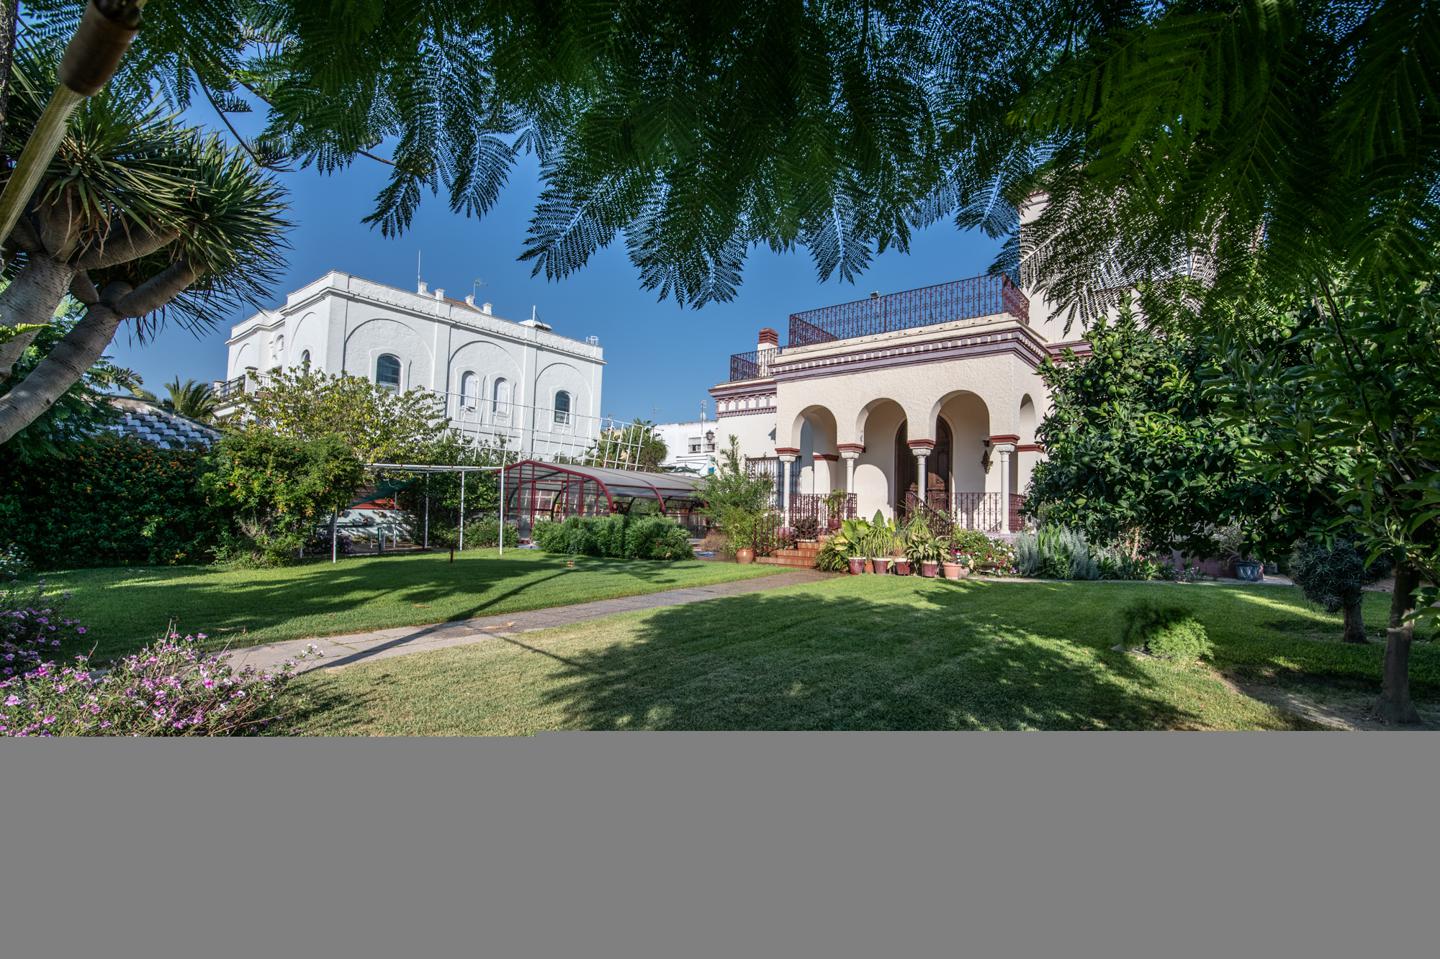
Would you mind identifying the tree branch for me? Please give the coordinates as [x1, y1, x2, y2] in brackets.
[74, 223, 179, 269]
[113, 258, 198, 317]
[0, 301, 124, 444]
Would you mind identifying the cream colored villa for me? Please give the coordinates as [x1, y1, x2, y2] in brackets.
[708, 271, 1086, 535]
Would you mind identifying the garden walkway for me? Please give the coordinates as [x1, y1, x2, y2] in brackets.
[224, 569, 829, 675]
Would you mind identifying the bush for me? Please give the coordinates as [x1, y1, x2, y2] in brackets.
[814, 539, 850, 572]
[1095, 548, 1165, 581]
[0, 545, 30, 582]
[2, 583, 89, 682]
[1015, 526, 1099, 579]
[0, 630, 312, 737]
[1119, 601, 1213, 663]
[1288, 538, 1374, 613]
[204, 431, 364, 567]
[462, 516, 521, 549]
[0, 436, 219, 569]
[791, 515, 821, 541]
[625, 516, 694, 560]
[948, 529, 1016, 573]
[531, 514, 693, 560]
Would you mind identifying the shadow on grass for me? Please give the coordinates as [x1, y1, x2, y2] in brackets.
[56, 553, 717, 660]
[530, 584, 1222, 730]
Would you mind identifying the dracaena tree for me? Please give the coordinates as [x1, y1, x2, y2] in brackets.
[0, 40, 287, 445]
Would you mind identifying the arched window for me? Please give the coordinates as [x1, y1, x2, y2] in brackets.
[376, 353, 401, 392]
[299, 349, 311, 367]
[460, 371, 478, 410]
[492, 377, 511, 417]
[553, 390, 572, 425]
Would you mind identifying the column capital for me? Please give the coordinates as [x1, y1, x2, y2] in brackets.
[906, 438, 936, 453]
[838, 449, 862, 461]
[988, 433, 1020, 444]
[775, 446, 800, 463]
[837, 442, 866, 455]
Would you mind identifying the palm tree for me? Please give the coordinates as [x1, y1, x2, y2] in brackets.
[162, 377, 218, 422]
[0, 39, 287, 445]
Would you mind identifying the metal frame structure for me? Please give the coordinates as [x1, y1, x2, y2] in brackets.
[349, 462, 511, 563]
[502, 460, 709, 538]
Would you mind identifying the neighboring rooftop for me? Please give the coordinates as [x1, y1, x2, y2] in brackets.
[98, 397, 219, 449]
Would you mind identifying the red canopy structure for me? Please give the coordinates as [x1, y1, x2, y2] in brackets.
[503, 460, 709, 538]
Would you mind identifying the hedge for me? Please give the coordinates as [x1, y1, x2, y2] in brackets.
[531, 514, 694, 561]
[0, 436, 220, 569]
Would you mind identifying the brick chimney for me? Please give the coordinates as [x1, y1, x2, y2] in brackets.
[757, 327, 779, 352]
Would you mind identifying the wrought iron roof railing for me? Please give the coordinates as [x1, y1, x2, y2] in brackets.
[787, 273, 1028, 348]
[727, 347, 777, 382]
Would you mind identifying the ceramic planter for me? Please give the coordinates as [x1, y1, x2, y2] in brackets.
[870, 557, 892, 575]
[735, 547, 755, 565]
[941, 562, 966, 580]
[920, 561, 939, 578]
[847, 557, 866, 575]
[893, 559, 911, 576]
[1232, 559, 1263, 582]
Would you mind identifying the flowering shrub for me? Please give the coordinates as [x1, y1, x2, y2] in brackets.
[0, 629, 315, 737]
[949, 530, 1017, 575]
[0, 544, 30, 582]
[1, 583, 88, 681]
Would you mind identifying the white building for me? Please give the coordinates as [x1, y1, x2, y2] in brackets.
[218, 271, 605, 459]
[653, 419, 720, 473]
[708, 228, 1087, 535]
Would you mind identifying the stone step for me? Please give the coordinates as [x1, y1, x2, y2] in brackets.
[756, 555, 816, 569]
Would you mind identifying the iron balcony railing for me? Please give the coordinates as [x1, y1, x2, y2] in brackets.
[787, 273, 1029, 348]
[728, 347, 778, 382]
[723, 274, 1029, 381]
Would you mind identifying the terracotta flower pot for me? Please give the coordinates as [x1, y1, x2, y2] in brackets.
[920, 561, 939, 578]
[870, 557, 892, 575]
[893, 559, 911, 576]
[735, 547, 755, 565]
[941, 562, 964, 580]
[847, 557, 865, 575]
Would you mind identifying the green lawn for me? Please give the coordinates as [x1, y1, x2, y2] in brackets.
[283, 576, 1439, 734]
[37, 551, 782, 659]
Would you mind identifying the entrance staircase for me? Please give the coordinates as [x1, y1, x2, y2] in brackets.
[757, 538, 826, 569]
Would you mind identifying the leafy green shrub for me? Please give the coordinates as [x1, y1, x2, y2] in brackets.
[1095, 548, 1165, 581]
[589, 514, 629, 557]
[1120, 601, 1213, 663]
[624, 516, 694, 560]
[0, 436, 220, 569]
[531, 515, 693, 561]
[1288, 538, 1372, 614]
[204, 431, 364, 568]
[947, 529, 1016, 573]
[462, 516, 520, 549]
[814, 539, 849, 571]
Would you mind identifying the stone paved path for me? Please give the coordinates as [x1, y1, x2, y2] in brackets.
[224, 569, 830, 675]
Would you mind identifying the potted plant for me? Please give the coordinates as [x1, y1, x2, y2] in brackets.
[905, 518, 943, 577]
[891, 531, 911, 575]
[832, 516, 870, 574]
[1217, 523, 1264, 582]
[865, 512, 895, 574]
[941, 545, 968, 580]
[823, 490, 848, 532]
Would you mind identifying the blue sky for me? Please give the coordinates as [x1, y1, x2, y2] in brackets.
[109, 149, 1003, 424]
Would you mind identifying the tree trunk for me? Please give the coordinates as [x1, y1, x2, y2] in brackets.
[1376, 563, 1422, 725]
[1341, 595, 1367, 644]
[0, 255, 75, 377]
[0, 301, 120, 444]
[0, 1, 19, 138]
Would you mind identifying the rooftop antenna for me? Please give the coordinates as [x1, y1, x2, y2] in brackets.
[472, 277, 486, 300]
[417, 250, 423, 286]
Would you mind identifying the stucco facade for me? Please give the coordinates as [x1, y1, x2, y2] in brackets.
[221, 272, 605, 459]
[709, 273, 1080, 532]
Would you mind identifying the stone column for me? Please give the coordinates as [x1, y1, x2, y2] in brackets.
[906, 439, 936, 513]
[840, 449, 861, 493]
[776, 449, 799, 521]
[996, 444, 1016, 533]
